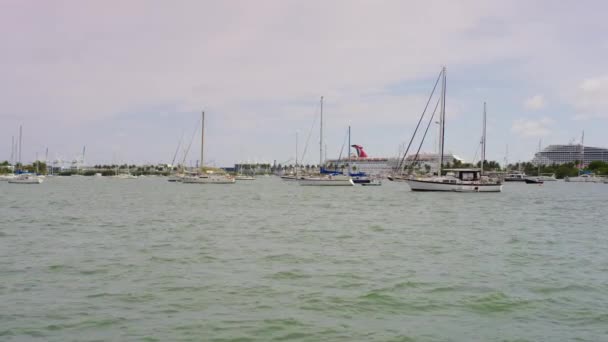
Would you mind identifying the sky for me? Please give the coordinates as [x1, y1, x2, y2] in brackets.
[1, 0, 608, 167]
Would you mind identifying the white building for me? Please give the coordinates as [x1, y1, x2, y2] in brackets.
[532, 144, 608, 166]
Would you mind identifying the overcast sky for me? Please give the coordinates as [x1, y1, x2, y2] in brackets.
[1, 0, 607, 167]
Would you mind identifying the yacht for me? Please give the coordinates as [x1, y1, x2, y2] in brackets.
[564, 173, 604, 183]
[504, 171, 526, 182]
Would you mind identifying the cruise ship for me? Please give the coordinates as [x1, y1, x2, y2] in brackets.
[324, 145, 463, 177]
[532, 144, 608, 166]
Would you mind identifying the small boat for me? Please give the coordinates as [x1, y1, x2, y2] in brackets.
[361, 179, 382, 186]
[182, 174, 235, 184]
[538, 173, 557, 181]
[524, 177, 544, 184]
[0, 174, 17, 181]
[94, 173, 103, 177]
[299, 174, 354, 186]
[8, 174, 43, 184]
[112, 173, 138, 179]
[564, 173, 604, 183]
[168, 174, 184, 182]
[504, 171, 527, 182]
[235, 175, 256, 181]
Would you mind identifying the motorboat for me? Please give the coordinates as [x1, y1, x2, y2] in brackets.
[504, 171, 527, 182]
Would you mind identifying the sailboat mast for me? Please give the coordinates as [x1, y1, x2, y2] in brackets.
[580, 130, 585, 168]
[18, 125, 22, 166]
[295, 131, 299, 176]
[481, 102, 486, 175]
[10, 136, 14, 167]
[348, 126, 351, 174]
[200, 111, 205, 172]
[320, 96, 324, 168]
[438, 67, 446, 176]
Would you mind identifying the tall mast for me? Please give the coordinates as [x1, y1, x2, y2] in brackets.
[295, 131, 298, 176]
[581, 130, 585, 168]
[438, 67, 446, 176]
[200, 111, 205, 172]
[10, 136, 14, 166]
[348, 126, 351, 174]
[320, 96, 324, 167]
[18, 125, 22, 166]
[538, 139, 542, 175]
[481, 102, 486, 175]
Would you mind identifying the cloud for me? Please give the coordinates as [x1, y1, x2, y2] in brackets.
[511, 117, 554, 137]
[1, 1, 608, 164]
[568, 76, 608, 119]
[524, 95, 545, 110]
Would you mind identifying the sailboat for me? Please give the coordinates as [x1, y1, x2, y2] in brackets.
[299, 97, 354, 186]
[235, 164, 256, 181]
[525, 140, 544, 184]
[8, 126, 43, 184]
[405, 68, 502, 192]
[182, 111, 235, 184]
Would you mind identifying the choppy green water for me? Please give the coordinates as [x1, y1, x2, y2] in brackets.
[1, 177, 607, 341]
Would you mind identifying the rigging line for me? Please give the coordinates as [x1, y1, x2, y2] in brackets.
[396, 68, 443, 173]
[299, 103, 319, 166]
[170, 131, 185, 167]
[407, 94, 441, 173]
[335, 127, 349, 171]
[181, 116, 201, 168]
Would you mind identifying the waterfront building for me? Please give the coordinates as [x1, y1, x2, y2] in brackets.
[532, 144, 608, 166]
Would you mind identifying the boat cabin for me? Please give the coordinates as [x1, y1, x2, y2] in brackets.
[443, 168, 482, 181]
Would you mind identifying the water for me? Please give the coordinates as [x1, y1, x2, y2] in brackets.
[1, 177, 607, 341]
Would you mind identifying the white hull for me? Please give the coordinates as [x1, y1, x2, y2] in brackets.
[8, 175, 43, 184]
[0, 174, 17, 181]
[299, 176, 354, 186]
[112, 174, 138, 179]
[168, 175, 184, 182]
[564, 176, 604, 183]
[182, 175, 235, 184]
[405, 178, 502, 192]
[235, 175, 256, 181]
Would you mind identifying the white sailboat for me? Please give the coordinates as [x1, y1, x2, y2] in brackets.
[405, 68, 502, 192]
[9, 174, 43, 184]
[299, 96, 353, 186]
[182, 111, 235, 185]
[8, 126, 44, 184]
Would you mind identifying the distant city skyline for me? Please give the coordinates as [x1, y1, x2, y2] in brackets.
[1, 1, 607, 166]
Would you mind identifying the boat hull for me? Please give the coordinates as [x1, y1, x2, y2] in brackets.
[405, 179, 502, 192]
[8, 176, 43, 184]
[182, 176, 235, 184]
[299, 177, 354, 186]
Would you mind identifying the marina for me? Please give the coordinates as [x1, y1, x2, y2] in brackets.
[2, 1, 608, 340]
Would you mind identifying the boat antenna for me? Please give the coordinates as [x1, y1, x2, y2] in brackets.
[396, 68, 443, 173]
